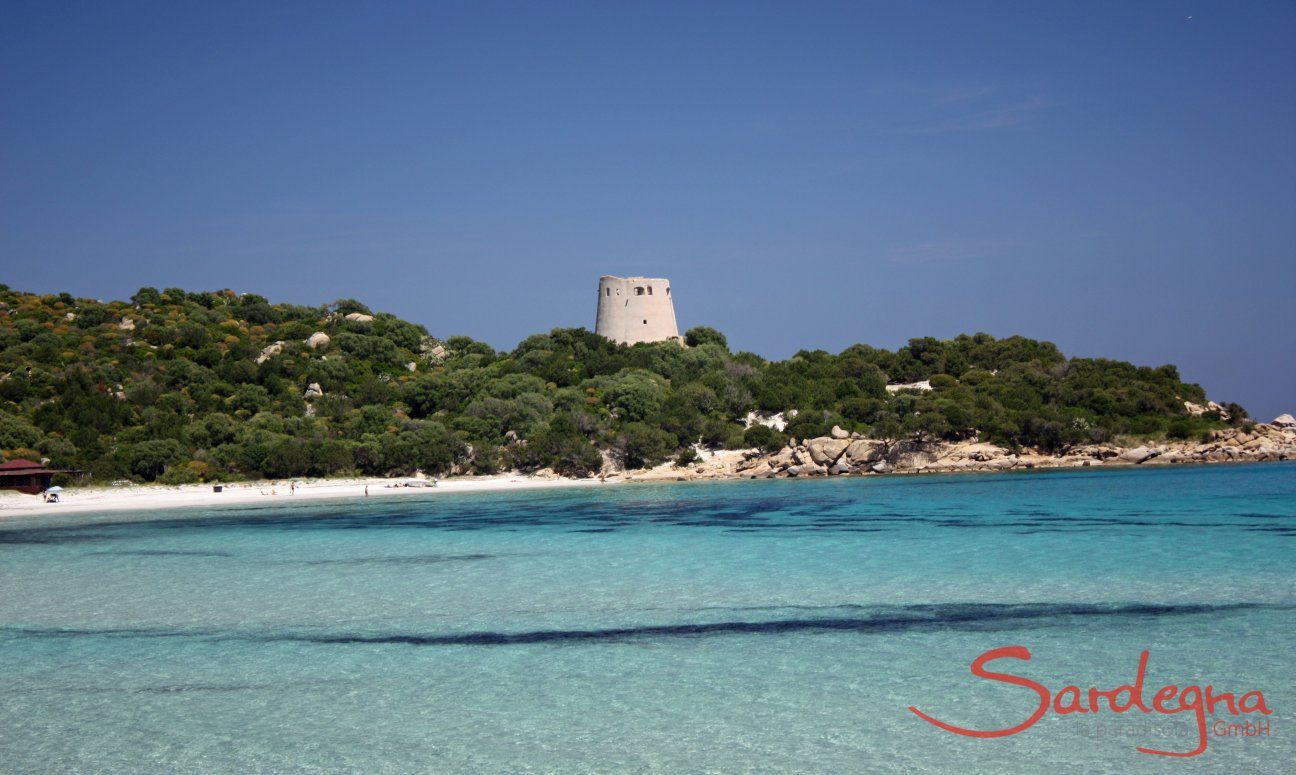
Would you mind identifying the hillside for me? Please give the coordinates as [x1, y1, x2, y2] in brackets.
[0, 284, 1244, 484]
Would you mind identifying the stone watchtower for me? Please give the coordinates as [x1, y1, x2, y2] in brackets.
[594, 275, 682, 345]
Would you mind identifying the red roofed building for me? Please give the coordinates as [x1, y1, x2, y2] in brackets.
[0, 459, 62, 495]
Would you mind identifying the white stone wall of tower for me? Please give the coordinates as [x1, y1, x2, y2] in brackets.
[594, 275, 680, 345]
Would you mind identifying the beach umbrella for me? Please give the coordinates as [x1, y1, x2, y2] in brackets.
[46, 486, 63, 493]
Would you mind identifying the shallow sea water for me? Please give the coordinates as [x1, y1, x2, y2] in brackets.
[2, 463, 1293, 773]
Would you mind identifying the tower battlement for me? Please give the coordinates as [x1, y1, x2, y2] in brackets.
[594, 275, 682, 345]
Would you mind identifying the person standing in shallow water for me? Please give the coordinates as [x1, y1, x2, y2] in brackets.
[364, 485, 368, 497]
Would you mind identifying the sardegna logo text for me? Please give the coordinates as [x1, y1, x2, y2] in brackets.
[909, 646, 1272, 758]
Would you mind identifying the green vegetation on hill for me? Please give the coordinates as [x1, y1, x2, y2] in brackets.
[0, 285, 1242, 484]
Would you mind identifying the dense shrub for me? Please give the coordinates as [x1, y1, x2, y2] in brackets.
[743, 424, 789, 453]
[684, 326, 728, 349]
[614, 423, 676, 469]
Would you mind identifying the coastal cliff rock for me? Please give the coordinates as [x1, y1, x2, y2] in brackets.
[786, 463, 829, 477]
[1116, 446, 1159, 464]
[842, 440, 885, 466]
[886, 439, 934, 468]
[806, 437, 850, 466]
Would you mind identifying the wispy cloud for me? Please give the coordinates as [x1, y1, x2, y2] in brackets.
[927, 84, 996, 105]
[884, 238, 1020, 265]
[916, 95, 1056, 133]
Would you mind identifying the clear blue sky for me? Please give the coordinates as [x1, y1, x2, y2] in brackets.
[2, 2, 1293, 419]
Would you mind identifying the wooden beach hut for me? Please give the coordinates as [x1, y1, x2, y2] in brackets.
[0, 459, 65, 494]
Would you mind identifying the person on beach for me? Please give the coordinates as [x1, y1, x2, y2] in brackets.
[364, 485, 369, 497]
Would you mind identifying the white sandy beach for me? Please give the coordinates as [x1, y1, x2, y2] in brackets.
[0, 473, 618, 519]
[0, 448, 756, 520]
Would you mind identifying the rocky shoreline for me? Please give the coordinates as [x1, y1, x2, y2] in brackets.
[625, 418, 1296, 482]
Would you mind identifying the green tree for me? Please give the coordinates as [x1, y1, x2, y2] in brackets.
[684, 326, 728, 349]
[743, 424, 788, 453]
[0, 411, 44, 450]
[331, 298, 372, 316]
[121, 439, 184, 479]
[599, 370, 666, 422]
[614, 422, 676, 469]
[511, 415, 603, 476]
[130, 287, 162, 306]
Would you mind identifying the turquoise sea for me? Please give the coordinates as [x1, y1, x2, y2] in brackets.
[2, 463, 1293, 773]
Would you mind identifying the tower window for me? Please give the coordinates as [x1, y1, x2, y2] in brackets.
[666, 287, 671, 296]
[616, 288, 621, 296]
[643, 320, 648, 324]
[605, 288, 610, 296]
[647, 286, 653, 295]
[635, 287, 645, 296]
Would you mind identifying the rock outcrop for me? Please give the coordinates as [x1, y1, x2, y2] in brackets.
[806, 437, 850, 466]
[841, 439, 885, 466]
[885, 380, 932, 394]
[255, 341, 284, 364]
[744, 411, 789, 431]
[1116, 446, 1159, 464]
[708, 421, 1296, 482]
[1184, 400, 1230, 420]
[306, 332, 330, 350]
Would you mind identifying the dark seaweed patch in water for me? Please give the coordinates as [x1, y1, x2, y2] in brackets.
[0, 529, 120, 545]
[292, 553, 497, 566]
[6, 602, 1273, 648]
[87, 549, 234, 558]
[271, 602, 1269, 646]
[134, 683, 269, 694]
